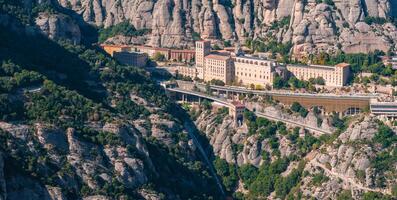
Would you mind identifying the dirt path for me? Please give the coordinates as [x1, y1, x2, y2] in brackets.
[309, 152, 390, 195]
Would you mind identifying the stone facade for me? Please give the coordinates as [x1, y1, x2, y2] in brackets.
[286, 63, 350, 87]
[195, 41, 211, 68]
[132, 46, 170, 59]
[204, 54, 234, 84]
[170, 50, 195, 62]
[113, 51, 148, 67]
[101, 44, 131, 56]
[234, 56, 276, 87]
[177, 66, 197, 78]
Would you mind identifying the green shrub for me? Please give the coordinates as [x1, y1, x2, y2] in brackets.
[98, 21, 151, 43]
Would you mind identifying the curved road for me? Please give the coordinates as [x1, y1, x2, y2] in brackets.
[254, 112, 332, 135]
[175, 80, 378, 99]
[183, 121, 226, 196]
[309, 154, 390, 194]
[168, 87, 332, 135]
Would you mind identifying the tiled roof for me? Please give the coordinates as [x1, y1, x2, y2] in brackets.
[231, 101, 245, 108]
[205, 54, 230, 61]
[335, 63, 350, 68]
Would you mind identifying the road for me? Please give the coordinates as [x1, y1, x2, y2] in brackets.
[167, 87, 233, 107]
[183, 121, 226, 196]
[254, 111, 332, 135]
[175, 80, 378, 99]
[167, 87, 333, 135]
[309, 154, 390, 195]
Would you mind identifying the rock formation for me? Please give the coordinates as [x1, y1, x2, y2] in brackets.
[56, 0, 397, 54]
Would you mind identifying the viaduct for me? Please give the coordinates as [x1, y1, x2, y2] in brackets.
[176, 81, 376, 115]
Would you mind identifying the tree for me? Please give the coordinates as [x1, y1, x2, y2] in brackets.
[213, 157, 238, 193]
[273, 75, 286, 89]
[223, 40, 232, 47]
[205, 83, 211, 94]
[152, 52, 166, 61]
[290, 102, 308, 117]
[362, 192, 392, 200]
[1, 60, 21, 75]
[212, 44, 222, 50]
[337, 190, 353, 200]
[210, 79, 225, 86]
[98, 21, 151, 42]
[316, 77, 325, 85]
[201, 99, 212, 110]
[374, 124, 396, 148]
[291, 102, 302, 113]
[238, 164, 258, 187]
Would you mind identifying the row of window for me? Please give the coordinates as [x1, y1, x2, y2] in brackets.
[236, 72, 270, 80]
[234, 58, 271, 66]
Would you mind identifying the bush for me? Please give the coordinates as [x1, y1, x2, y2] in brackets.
[152, 52, 166, 61]
[201, 99, 212, 110]
[213, 157, 238, 193]
[362, 192, 392, 200]
[311, 172, 329, 186]
[238, 164, 258, 187]
[290, 102, 308, 117]
[374, 124, 396, 148]
[337, 190, 353, 200]
[273, 75, 287, 89]
[98, 21, 151, 43]
[364, 17, 387, 25]
[210, 79, 225, 86]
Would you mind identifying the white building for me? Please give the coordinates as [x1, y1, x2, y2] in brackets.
[286, 63, 350, 87]
[234, 56, 277, 87]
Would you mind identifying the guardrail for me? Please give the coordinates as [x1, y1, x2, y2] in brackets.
[167, 87, 333, 135]
[174, 80, 378, 99]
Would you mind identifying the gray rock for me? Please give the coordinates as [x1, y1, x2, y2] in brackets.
[57, 0, 396, 53]
[35, 12, 81, 44]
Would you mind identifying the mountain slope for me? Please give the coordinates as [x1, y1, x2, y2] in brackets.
[0, 3, 223, 199]
[58, 0, 397, 54]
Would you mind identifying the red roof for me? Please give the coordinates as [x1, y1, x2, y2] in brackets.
[100, 44, 131, 48]
[170, 49, 195, 53]
[231, 101, 245, 108]
[205, 54, 231, 61]
[335, 63, 350, 68]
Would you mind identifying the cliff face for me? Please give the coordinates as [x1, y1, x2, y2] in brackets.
[0, 5, 222, 198]
[57, 0, 397, 54]
[192, 107, 396, 199]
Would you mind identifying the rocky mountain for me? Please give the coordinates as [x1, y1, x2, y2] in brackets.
[56, 0, 397, 54]
[189, 102, 396, 199]
[0, 1, 223, 199]
[1, 0, 396, 199]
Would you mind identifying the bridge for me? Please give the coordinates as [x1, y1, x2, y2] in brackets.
[176, 81, 377, 115]
[166, 87, 333, 135]
[167, 87, 233, 107]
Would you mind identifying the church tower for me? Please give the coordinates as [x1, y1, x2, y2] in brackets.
[195, 40, 211, 79]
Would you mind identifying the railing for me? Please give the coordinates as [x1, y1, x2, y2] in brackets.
[174, 80, 378, 99]
[167, 87, 333, 135]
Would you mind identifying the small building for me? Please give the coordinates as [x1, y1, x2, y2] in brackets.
[380, 55, 397, 69]
[170, 49, 195, 62]
[286, 63, 350, 87]
[113, 51, 148, 67]
[132, 46, 170, 60]
[101, 44, 131, 56]
[230, 101, 245, 126]
[370, 98, 397, 118]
